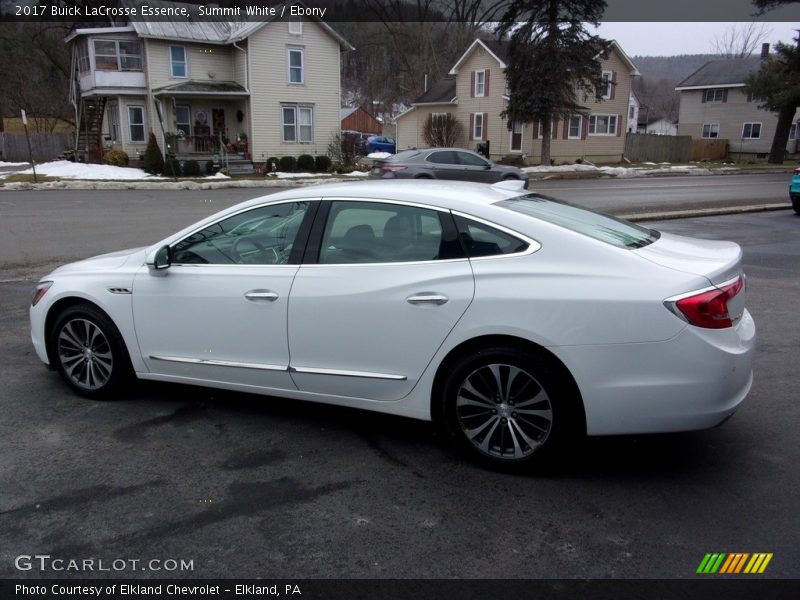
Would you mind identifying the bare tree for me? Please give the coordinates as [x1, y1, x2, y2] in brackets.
[711, 22, 772, 58]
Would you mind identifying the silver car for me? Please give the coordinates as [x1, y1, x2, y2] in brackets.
[370, 148, 524, 183]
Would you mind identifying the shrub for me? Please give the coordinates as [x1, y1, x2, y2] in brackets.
[498, 154, 525, 167]
[279, 156, 297, 171]
[328, 132, 356, 165]
[205, 161, 215, 175]
[142, 133, 164, 174]
[102, 150, 129, 167]
[183, 159, 201, 177]
[266, 157, 280, 172]
[333, 162, 356, 174]
[297, 154, 315, 170]
[314, 155, 332, 171]
[163, 157, 182, 177]
[422, 113, 463, 147]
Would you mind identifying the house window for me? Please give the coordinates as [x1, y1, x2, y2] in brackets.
[741, 122, 761, 139]
[108, 103, 120, 142]
[702, 123, 720, 138]
[474, 70, 485, 97]
[473, 113, 484, 139]
[537, 120, 556, 137]
[127, 106, 145, 143]
[175, 105, 191, 137]
[629, 106, 635, 119]
[589, 114, 617, 136]
[601, 71, 613, 99]
[790, 123, 798, 140]
[746, 92, 764, 103]
[568, 115, 582, 139]
[288, 21, 303, 35]
[282, 105, 313, 142]
[76, 40, 90, 72]
[288, 48, 304, 84]
[703, 89, 726, 102]
[93, 39, 142, 71]
[170, 45, 187, 78]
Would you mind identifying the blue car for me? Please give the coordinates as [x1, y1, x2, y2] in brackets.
[366, 136, 396, 154]
[791, 168, 800, 214]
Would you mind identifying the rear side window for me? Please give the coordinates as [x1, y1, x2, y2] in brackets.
[454, 215, 529, 258]
[496, 194, 660, 249]
[426, 151, 459, 165]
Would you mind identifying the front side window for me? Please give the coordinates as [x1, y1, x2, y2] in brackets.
[288, 48, 304, 84]
[568, 115, 582, 139]
[319, 201, 460, 264]
[175, 105, 191, 137]
[456, 151, 489, 167]
[170, 45, 187, 78]
[741, 122, 761, 139]
[454, 216, 529, 258]
[127, 106, 145, 143]
[172, 202, 310, 265]
[497, 194, 660, 249]
[282, 105, 313, 142]
[702, 123, 720, 138]
[589, 114, 617, 136]
[475, 70, 485, 96]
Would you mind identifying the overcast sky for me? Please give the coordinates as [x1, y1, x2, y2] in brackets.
[593, 22, 800, 56]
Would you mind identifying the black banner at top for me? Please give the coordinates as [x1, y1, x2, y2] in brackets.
[2, 0, 800, 23]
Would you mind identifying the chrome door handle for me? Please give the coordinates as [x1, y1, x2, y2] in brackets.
[244, 290, 279, 302]
[406, 294, 449, 305]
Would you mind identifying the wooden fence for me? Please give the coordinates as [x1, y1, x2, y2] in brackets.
[624, 133, 692, 163]
[0, 132, 74, 163]
[690, 139, 729, 161]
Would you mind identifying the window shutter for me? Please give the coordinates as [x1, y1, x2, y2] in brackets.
[722, 89, 728, 103]
[610, 71, 617, 100]
[469, 113, 474, 140]
[701, 90, 707, 103]
[552, 119, 558, 139]
[563, 118, 569, 139]
[532, 119, 538, 140]
[485, 70, 490, 96]
[617, 115, 622, 137]
[482, 113, 488, 140]
[470, 72, 475, 98]
[581, 116, 589, 139]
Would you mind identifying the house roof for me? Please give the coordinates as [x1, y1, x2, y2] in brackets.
[152, 80, 249, 96]
[448, 38, 638, 76]
[675, 56, 762, 90]
[340, 107, 359, 120]
[412, 78, 457, 105]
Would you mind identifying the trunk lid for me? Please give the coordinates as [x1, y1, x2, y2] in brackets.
[634, 232, 742, 286]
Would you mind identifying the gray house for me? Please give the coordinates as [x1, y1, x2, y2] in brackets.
[675, 47, 800, 159]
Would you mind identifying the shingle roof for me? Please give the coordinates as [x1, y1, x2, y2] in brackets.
[676, 56, 763, 88]
[413, 78, 456, 104]
[481, 39, 509, 65]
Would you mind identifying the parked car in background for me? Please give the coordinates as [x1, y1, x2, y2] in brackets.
[370, 148, 524, 183]
[790, 168, 800, 214]
[29, 180, 754, 470]
[366, 136, 396, 154]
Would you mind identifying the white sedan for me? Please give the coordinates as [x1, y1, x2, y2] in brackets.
[29, 180, 755, 468]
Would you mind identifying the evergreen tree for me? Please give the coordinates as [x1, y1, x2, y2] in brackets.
[496, 0, 610, 165]
[746, 37, 800, 163]
[142, 132, 164, 174]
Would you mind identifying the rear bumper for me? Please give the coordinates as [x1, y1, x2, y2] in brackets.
[551, 309, 756, 436]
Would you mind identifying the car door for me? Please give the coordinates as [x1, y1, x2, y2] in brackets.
[132, 200, 315, 391]
[455, 150, 495, 182]
[287, 199, 474, 401]
[424, 150, 463, 180]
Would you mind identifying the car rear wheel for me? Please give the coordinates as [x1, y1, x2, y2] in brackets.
[502, 174, 520, 181]
[50, 304, 132, 400]
[792, 194, 800, 215]
[440, 345, 580, 470]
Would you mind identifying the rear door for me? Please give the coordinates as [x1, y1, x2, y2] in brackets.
[287, 199, 474, 401]
[425, 150, 463, 180]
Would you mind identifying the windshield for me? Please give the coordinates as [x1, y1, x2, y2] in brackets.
[496, 193, 660, 249]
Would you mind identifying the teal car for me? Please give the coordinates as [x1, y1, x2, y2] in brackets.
[791, 168, 800, 214]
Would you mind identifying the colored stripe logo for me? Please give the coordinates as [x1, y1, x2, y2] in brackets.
[696, 552, 773, 574]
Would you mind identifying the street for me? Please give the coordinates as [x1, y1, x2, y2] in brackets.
[0, 179, 798, 579]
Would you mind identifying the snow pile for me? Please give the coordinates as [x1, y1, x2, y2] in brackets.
[0, 161, 30, 167]
[267, 172, 333, 179]
[367, 152, 392, 159]
[206, 171, 231, 179]
[343, 170, 370, 177]
[522, 163, 738, 179]
[522, 163, 600, 173]
[8, 160, 162, 180]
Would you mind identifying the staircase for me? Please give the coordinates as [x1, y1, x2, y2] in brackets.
[77, 97, 106, 163]
[226, 156, 255, 175]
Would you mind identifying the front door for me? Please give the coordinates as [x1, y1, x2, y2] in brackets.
[212, 108, 226, 140]
[455, 150, 494, 182]
[288, 200, 474, 401]
[132, 201, 313, 391]
[511, 121, 523, 152]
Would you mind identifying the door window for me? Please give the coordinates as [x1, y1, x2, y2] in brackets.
[426, 151, 459, 165]
[171, 202, 310, 265]
[456, 151, 489, 167]
[454, 215, 529, 258]
[318, 201, 461, 264]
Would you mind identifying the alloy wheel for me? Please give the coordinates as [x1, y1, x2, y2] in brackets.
[57, 318, 114, 391]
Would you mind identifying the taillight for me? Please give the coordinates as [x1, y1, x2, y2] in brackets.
[667, 277, 744, 329]
[381, 164, 407, 172]
[31, 281, 53, 307]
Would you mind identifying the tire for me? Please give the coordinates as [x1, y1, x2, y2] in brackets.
[502, 174, 520, 181]
[50, 303, 132, 400]
[792, 194, 800, 215]
[439, 345, 581, 470]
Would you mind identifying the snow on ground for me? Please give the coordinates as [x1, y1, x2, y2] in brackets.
[367, 152, 392, 159]
[7, 160, 162, 180]
[0, 161, 30, 167]
[521, 163, 739, 179]
[343, 170, 370, 177]
[267, 172, 333, 179]
[206, 172, 231, 179]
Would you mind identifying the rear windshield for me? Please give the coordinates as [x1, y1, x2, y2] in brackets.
[389, 150, 421, 161]
[496, 193, 660, 249]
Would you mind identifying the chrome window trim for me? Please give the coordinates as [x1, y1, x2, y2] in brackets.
[150, 355, 288, 372]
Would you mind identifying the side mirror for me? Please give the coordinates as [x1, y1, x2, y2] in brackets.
[148, 244, 172, 270]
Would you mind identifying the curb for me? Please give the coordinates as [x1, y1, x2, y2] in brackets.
[622, 203, 793, 222]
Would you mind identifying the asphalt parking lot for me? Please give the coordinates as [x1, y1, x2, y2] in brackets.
[0, 208, 798, 579]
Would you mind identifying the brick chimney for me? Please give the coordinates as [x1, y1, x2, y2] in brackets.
[761, 43, 770, 59]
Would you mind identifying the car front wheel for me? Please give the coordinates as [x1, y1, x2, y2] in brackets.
[50, 304, 132, 399]
[440, 346, 581, 470]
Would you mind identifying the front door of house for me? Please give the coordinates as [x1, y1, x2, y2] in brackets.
[511, 121, 523, 152]
[212, 108, 226, 140]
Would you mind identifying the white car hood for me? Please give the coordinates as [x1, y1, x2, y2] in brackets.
[634, 232, 742, 286]
[50, 247, 147, 275]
